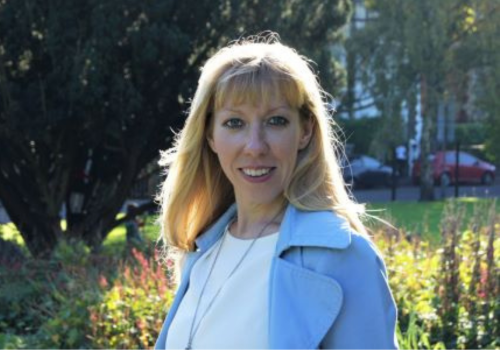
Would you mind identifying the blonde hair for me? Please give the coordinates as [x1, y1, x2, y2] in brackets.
[157, 35, 365, 253]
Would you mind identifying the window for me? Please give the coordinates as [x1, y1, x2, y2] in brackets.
[363, 156, 381, 168]
[459, 152, 476, 165]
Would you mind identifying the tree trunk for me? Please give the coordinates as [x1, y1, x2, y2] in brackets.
[64, 147, 142, 251]
[419, 76, 436, 201]
[407, 85, 417, 141]
[345, 47, 357, 120]
[0, 164, 62, 258]
[0, 129, 143, 258]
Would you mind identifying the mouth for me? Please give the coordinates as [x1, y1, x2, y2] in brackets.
[240, 167, 275, 178]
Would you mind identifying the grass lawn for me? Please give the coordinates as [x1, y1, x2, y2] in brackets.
[100, 215, 160, 255]
[367, 197, 500, 242]
[0, 214, 161, 258]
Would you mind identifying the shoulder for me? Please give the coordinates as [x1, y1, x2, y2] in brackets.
[278, 206, 351, 253]
[280, 206, 386, 279]
[282, 205, 380, 257]
[302, 229, 386, 280]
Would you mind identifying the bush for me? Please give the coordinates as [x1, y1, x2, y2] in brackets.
[0, 239, 101, 348]
[1, 201, 498, 349]
[455, 123, 487, 148]
[88, 248, 174, 349]
[376, 200, 499, 349]
[0, 239, 174, 349]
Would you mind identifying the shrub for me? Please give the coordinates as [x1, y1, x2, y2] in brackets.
[1, 201, 497, 349]
[375, 200, 499, 349]
[88, 248, 174, 349]
[0, 239, 174, 349]
[0, 239, 110, 348]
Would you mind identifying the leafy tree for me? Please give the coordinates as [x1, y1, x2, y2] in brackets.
[0, 0, 352, 258]
[344, 0, 497, 200]
[468, 2, 500, 162]
[338, 116, 382, 156]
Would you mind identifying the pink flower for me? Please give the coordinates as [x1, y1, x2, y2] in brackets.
[98, 275, 108, 288]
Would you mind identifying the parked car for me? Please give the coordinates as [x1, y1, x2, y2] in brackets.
[412, 151, 496, 186]
[343, 155, 394, 188]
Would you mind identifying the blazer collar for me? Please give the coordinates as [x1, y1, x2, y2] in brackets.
[194, 203, 352, 255]
[276, 204, 351, 255]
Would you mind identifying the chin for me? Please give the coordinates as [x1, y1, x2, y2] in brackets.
[244, 192, 285, 205]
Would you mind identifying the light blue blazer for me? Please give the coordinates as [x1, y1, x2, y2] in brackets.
[155, 204, 398, 349]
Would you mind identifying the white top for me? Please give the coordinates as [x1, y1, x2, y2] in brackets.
[166, 228, 279, 349]
[396, 145, 407, 160]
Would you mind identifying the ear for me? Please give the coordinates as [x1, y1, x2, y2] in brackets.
[299, 117, 314, 150]
[206, 112, 218, 153]
[206, 133, 217, 153]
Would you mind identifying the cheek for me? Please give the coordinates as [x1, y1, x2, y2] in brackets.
[271, 136, 300, 168]
[272, 130, 302, 154]
[211, 132, 236, 167]
[212, 129, 230, 150]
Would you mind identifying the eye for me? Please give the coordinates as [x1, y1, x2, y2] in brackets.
[268, 116, 289, 126]
[223, 118, 244, 129]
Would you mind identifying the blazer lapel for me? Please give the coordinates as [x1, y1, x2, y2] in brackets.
[269, 257, 343, 349]
[268, 205, 351, 349]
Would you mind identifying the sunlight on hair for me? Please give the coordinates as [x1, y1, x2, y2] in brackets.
[157, 33, 369, 255]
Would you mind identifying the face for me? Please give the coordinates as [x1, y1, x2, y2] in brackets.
[207, 94, 313, 209]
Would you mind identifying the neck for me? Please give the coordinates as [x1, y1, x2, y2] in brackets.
[231, 198, 287, 239]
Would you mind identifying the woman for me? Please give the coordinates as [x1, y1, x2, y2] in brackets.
[155, 35, 398, 349]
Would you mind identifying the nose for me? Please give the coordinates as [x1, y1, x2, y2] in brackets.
[244, 124, 268, 156]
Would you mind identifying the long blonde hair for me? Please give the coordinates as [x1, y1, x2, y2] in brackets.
[158, 36, 365, 252]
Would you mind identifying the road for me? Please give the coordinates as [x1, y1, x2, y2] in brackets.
[353, 183, 500, 203]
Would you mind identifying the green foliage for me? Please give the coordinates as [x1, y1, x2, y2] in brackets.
[455, 123, 487, 147]
[2, 201, 498, 348]
[376, 200, 500, 349]
[51, 239, 91, 266]
[0, 239, 173, 349]
[88, 248, 173, 349]
[346, 0, 500, 200]
[0, 0, 352, 258]
[0, 240, 103, 348]
[338, 116, 383, 156]
[396, 312, 446, 350]
[0, 333, 33, 349]
[461, 2, 500, 163]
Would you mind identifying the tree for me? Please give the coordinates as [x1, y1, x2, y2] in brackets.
[344, 0, 496, 200]
[0, 0, 352, 258]
[469, 2, 500, 163]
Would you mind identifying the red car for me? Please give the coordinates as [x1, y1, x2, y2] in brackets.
[412, 151, 496, 186]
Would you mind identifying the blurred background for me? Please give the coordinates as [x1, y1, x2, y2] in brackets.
[0, 0, 498, 349]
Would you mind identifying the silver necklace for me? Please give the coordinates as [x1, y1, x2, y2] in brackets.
[185, 209, 283, 350]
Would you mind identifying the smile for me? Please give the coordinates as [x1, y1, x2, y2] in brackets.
[241, 167, 274, 177]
